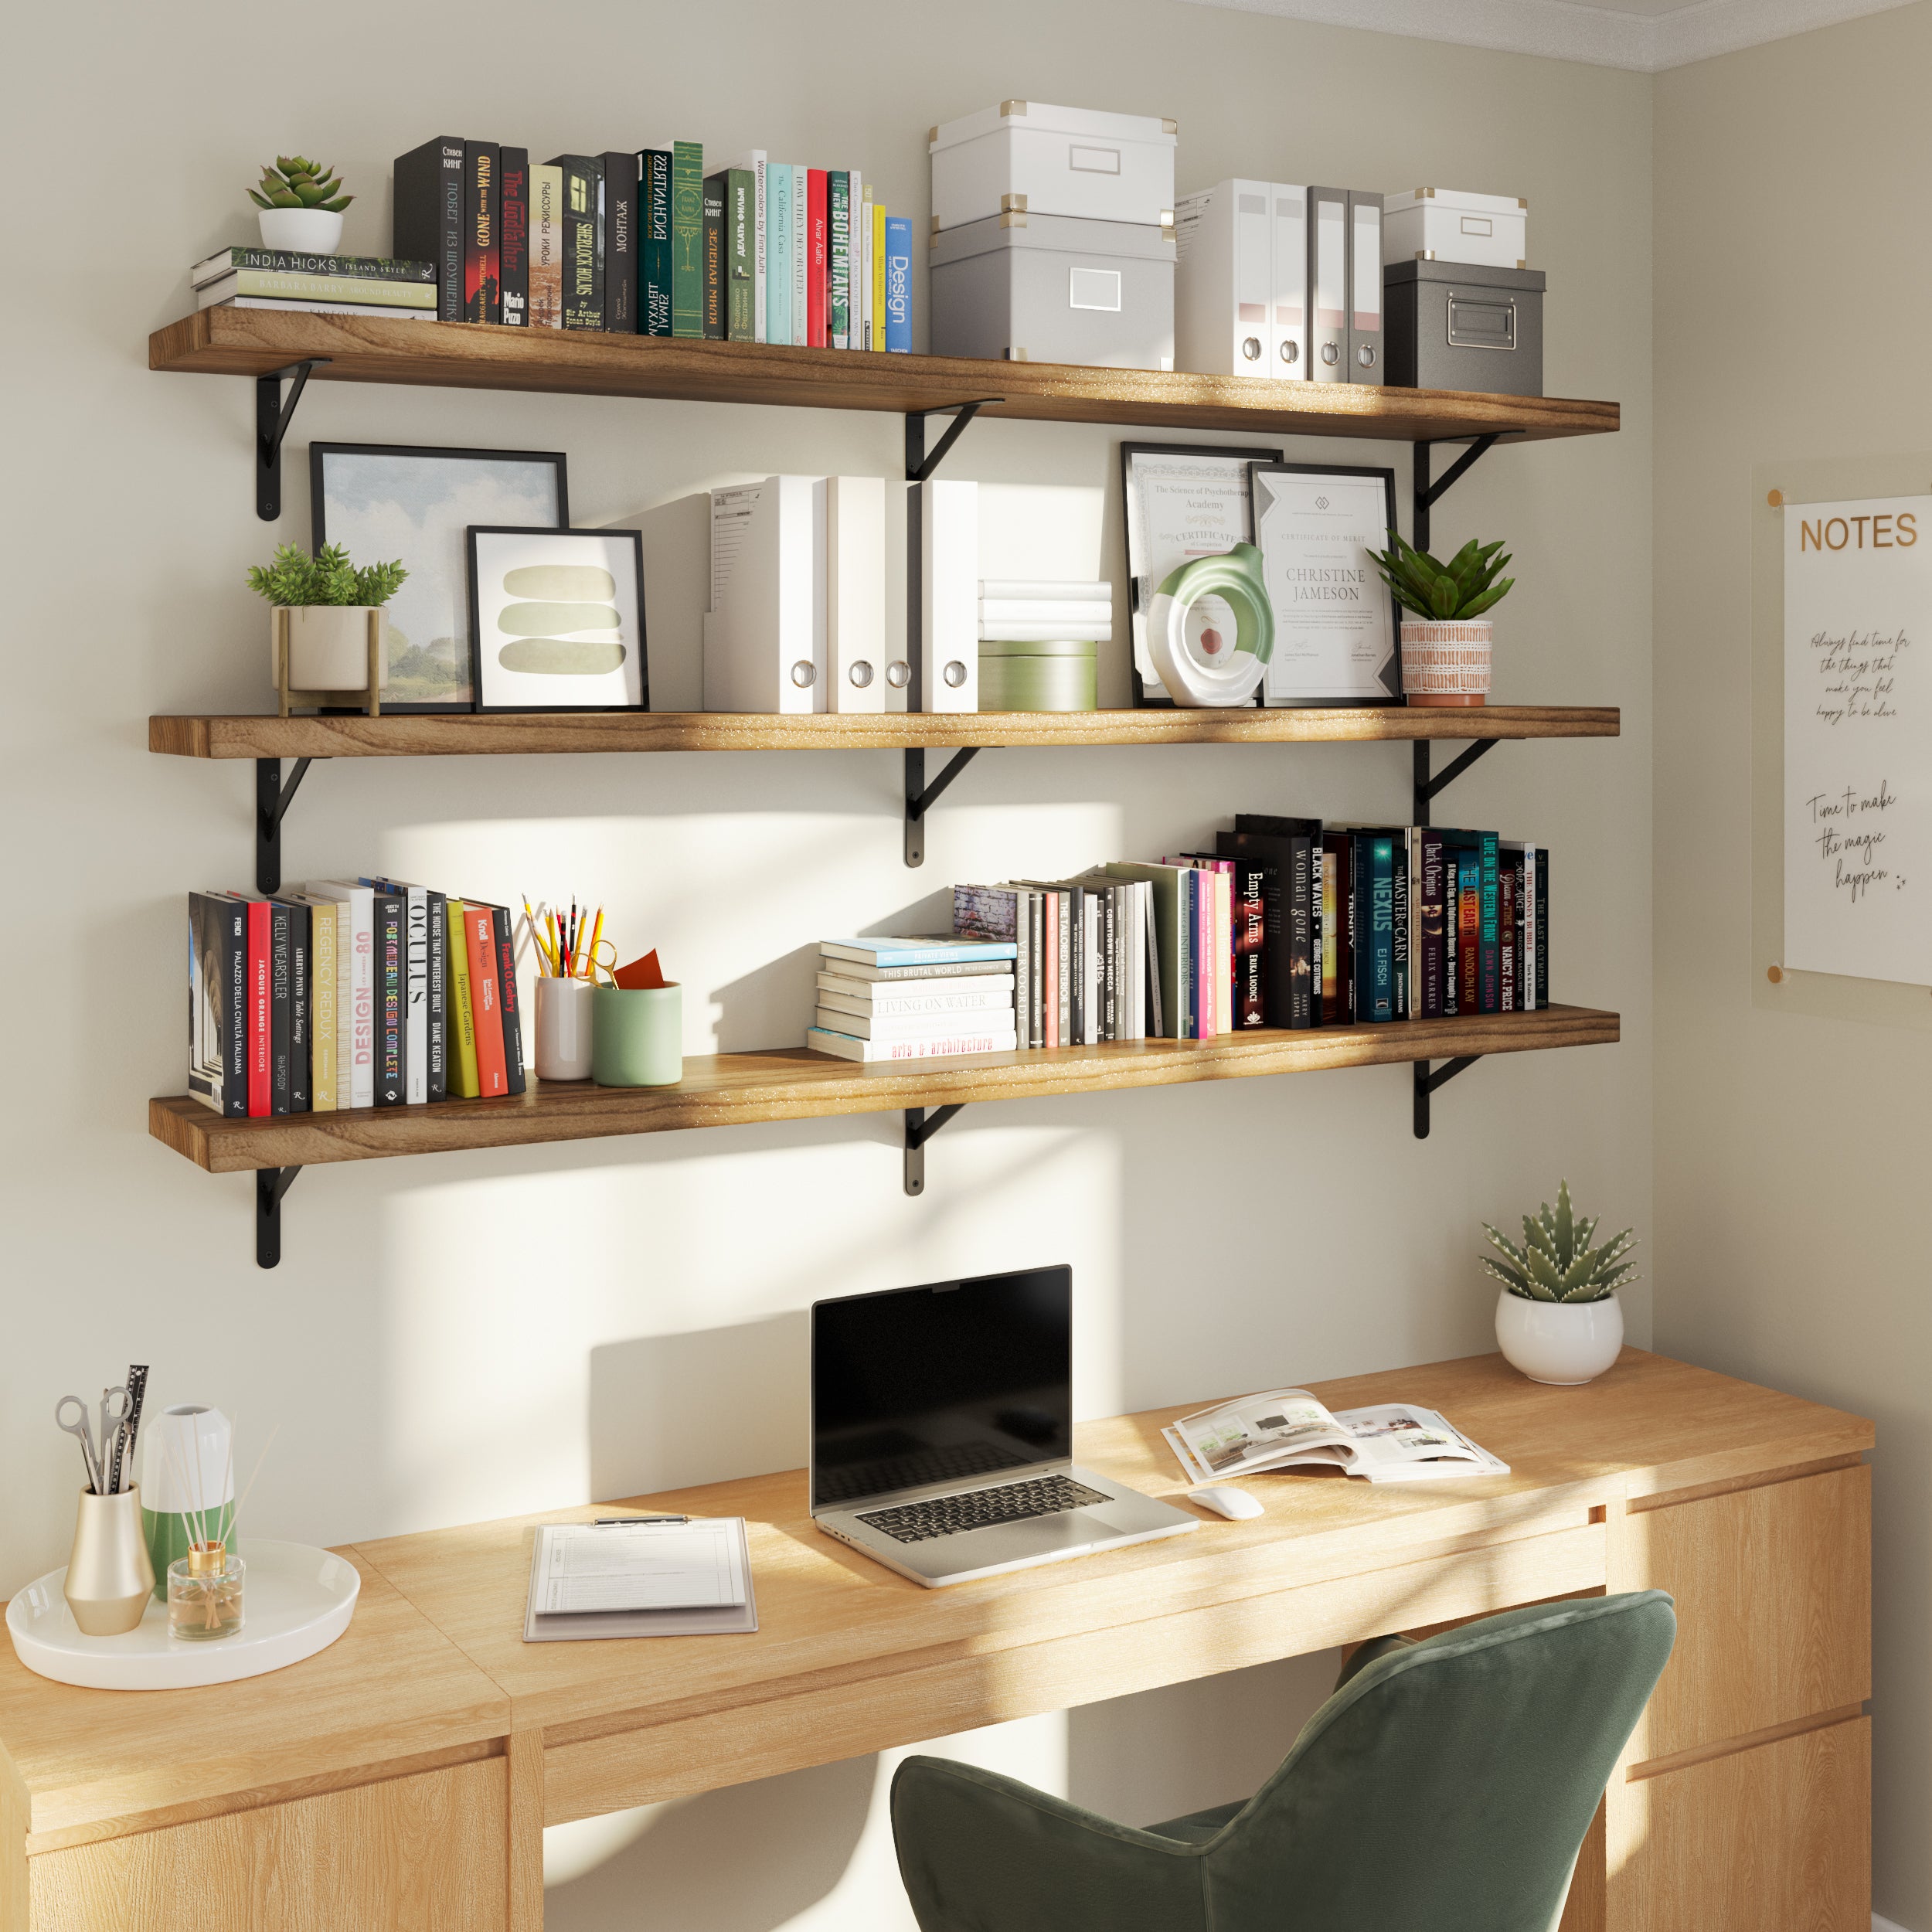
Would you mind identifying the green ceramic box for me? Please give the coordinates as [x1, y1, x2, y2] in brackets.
[978, 637, 1098, 713]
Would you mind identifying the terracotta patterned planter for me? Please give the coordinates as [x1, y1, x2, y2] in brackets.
[1401, 617, 1492, 706]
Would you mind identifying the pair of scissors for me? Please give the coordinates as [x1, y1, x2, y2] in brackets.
[56, 1388, 132, 1495]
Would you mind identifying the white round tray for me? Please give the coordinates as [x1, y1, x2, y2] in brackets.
[6, 1539, 359, 1690]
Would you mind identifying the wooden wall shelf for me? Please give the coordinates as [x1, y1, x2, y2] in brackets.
[149, 704, 1621, 762]
[151, 1005, 1617, 1176]
[150, 307, 1620, 445]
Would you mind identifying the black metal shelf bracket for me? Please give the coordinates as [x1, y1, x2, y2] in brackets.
[904, 746, 982, 867]
[257, 1165, 302, 1268]
[1411, 737, 1498, 827]
[1413, 1056, 1480, 1140]
[257, 359, 330, 521]
[1411, 431, 1505, 553]
[904, 1104, 965, 1195]
[256, 756, 313, 895]
[905, 399, 1003, 483]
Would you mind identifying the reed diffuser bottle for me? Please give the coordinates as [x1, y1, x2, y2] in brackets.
[167, 1545, 246, 1641]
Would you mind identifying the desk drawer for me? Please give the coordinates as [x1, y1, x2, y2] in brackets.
[1625, 1463, 1869, 1764]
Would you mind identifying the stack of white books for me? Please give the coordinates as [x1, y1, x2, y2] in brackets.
[978, 579, 1113, 644]
[807, 936, 1019, 1062]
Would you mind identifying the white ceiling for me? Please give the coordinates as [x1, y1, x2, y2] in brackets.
[1179, 0, 1920, 70]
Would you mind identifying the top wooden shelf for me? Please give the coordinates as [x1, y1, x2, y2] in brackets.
[150, 307, 1620, 445]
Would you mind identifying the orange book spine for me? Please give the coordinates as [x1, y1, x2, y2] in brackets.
[464, 904, 509, 1097]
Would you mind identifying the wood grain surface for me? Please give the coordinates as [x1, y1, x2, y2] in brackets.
[148, 1005, 1621, 1173]
[150, 308, 1621, 444]
[147, 704, 1622, 760]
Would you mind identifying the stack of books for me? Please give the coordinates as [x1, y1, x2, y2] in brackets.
[978, 580, 1114, 645]
[806, 937, 1019, 1062]
[192, 247, 436, 320]
[396, 138, 913, 349]
[188, 883, 526, 1118]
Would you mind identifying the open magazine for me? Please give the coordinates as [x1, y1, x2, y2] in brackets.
[1164, 1389, 1510, 1487]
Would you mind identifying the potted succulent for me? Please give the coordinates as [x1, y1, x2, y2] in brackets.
[248, 543, 406, 718]
[1481, 1181, 1639, 1386]
[249, 156, 355, 255]
[1370, 532, 1515, 707]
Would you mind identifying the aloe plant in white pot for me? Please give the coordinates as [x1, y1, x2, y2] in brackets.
[1371, 532, 1515, 707]
[1481, 1181, 1639, 1386]
[249, 155, 355, 254]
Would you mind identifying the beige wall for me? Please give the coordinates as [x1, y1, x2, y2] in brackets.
[2, 3, 1651, 1925]
[1653, 9, 1932, 1925]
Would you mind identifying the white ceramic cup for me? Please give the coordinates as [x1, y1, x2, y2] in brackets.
[535, 976, 597, 1082]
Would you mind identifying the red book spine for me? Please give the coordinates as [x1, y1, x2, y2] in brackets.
[1458, 866, 1481, 1015]
[464, 141, 501, 323]
[1194, 870, 1215, 1039]
[806, 169, 828, 348]
[464, 906, 509, 1096]
[246, 898, 271, 1117]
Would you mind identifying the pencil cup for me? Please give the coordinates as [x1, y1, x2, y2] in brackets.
[592, 984, 682, 1088]
[141, 1406, 236, 1602]
[64, 1485, 155, 1636]
[535, 975, 597, 1082]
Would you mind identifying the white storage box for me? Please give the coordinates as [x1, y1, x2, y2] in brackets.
[930, 212, 1174, 370]
[1382, 187, 1528, 270]
[930, 100, 1176, 233]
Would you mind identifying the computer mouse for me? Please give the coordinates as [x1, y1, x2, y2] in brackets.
[1191, 1485, 1264, 1521]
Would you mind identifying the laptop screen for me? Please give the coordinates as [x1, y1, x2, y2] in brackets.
[810, 1266, 1073, 1512]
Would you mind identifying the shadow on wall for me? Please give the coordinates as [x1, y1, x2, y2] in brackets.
[545, 1753, 879, 1932]
[589, 1311, 810, 1500]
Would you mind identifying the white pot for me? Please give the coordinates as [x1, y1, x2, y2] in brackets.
[1400, 617, 1492, 707]
[272, 607, 385, 692]
[1495, 1289, 1624, 1386]
[257, 207, 344, 254]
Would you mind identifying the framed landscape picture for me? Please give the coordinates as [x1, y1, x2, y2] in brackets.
[466, 526, 648, 713]
[310, 443, 569, 711]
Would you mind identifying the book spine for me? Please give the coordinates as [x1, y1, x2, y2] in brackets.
[374, 891, 406, 1104]
[750, 155, 767, 342]
[872, 199, 887, 350]
[1287, 839, 1313, 1027]
[641, 151, 672, 335]
[885, 215, 912, 352]
[392, 137, 465, 322]
[1500, 859, 1517, 1012]
[463, 141, 500, 324]
[553, 157, 599, 331]
[600, 150, 638, 332]
[1234, 861, 1267, 1027]
[446, 902, 481, 1097]
[1101, 887, 1117, 1040]
[310, 903, 335, 1111]
[498, 148, 529, 325]
[464, 906, 508, 1096]
[1040, 891, 1057, 1049]
[219, 900, 248, 1116]
[347, 893, 374, 1108]
[1420, 830, 1446, 1019]
[807, 1027, 1019, 1062]
[1345, 838, 1362, 1022]
[792, 165, 809, 344]
[766, 162, 792, 346]
[1029, 890, 1045, 1048]
[529, 164, 563, 326]
[1056, 890, 1073, 1046]
[1536, 848, 1550, 1006]
[402, 886, 427, 1104]
[702, 171, 726, 339]
[426, 889, 447, 1100]
[244, 899, 270, 1117]
[286, 902, 310, 1112]
[1319, 846, 1338, 1025]
[1369, 838, 1394, 1021]
[726, 168, 755, 340]
[1478, 830, 1500, 1013]
[491, 906, 527, 1095]
[1458, 855, 1481, 1015]
[262, 898, 290, 1113]
[828, 172, 849, 349]
[672, 141, 704, 337]
[202, 247, 437, 283]
[1442, 859, 1460, 1019]
[587, 157, 606, 328]
[1390, 834, 1410, 1020]
[806, 170, 828, 347]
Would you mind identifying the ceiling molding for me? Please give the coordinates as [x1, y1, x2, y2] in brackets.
[1176, 0, 1920, 70]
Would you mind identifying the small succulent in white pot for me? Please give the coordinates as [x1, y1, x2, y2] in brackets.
[250, 155, 354, 254]
[1482, 1180, 1639, 1386]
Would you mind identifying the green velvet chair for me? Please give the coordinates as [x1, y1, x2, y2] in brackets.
[892, 1590, 1675, 1932]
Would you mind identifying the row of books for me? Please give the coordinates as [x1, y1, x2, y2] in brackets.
[395, 138, 913, 349]
[805, 938, 1019, 1061]
[187, 884, 526, 1118]
[946, 818, 1551, 1048]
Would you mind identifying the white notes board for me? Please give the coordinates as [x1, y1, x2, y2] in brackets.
[1783, 494, 1932, 984]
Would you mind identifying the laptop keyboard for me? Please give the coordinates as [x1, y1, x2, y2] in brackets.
[857, 1474, 1111, 1545]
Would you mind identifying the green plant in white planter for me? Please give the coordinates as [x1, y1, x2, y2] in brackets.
[1481, 1181, 1639, 1386]
[249, 543, 406, 718]
[249, 155, 355, 255]
[1370, 532, 1515, 709]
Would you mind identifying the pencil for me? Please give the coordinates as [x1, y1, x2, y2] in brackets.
[584, 906, 604, 980]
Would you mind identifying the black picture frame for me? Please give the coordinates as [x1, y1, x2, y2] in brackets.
[1120, 440, 1287, 708]
[1245, 461, 1403, 707]
[465, 526, 649, 715]
[310, 442, 570, 713]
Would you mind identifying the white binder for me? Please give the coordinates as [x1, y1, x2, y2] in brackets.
[1308, 186, 1349, 381]
[1174, 181, 1307, 382]
[1273, 185, 1308, 380]
[702, 475, 827, 713]
[917, 479, 978, 713]
[825, 475, 887, 712]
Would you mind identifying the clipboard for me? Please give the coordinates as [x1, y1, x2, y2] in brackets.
[522, 1516, 760, 1642]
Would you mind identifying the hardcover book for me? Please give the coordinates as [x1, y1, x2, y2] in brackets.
[392, 135, 466, 321]
[672, 141, 705, 337]
[702, 170, 727, 338]
[463, 903, 508, 1097]
[529, 163, 565, 327]
[446, 900, 481, 1099]
[373, 889, 406, 1105]
[806, 170, 828, 346]
[488, 904, 528, 1095]
[885, 215, 912, 352]
[639, 148, 673, 335]
[188, 892, 248, 1117]
[498, 147, 529, 325]
[765, 159, 791, 346]
[277, 898, 310, 1113]
[462, 141, 500, 324]
[600, 149, 639, 332]
[726, 167, 755, 340]
[191, 247, 437, 286]
[828, 170, 850, 349]
[549, 155, 604, 331]
[195, 269, 437, 309]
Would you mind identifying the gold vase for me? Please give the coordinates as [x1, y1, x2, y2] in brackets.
[64, 1485, 156, 1636]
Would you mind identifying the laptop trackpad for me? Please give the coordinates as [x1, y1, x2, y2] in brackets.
[1026, 1507, 1133, 1549]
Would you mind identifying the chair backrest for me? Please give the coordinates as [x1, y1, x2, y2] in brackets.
[1201, 1591, 1675, 1931]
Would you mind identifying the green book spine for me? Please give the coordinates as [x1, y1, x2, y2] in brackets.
[701, 171, 726, 339]
[828, 170, 849, 349]
[641, 150, 672, 336]
[671, 141, 704, 338]
[726, 168, 755, 341]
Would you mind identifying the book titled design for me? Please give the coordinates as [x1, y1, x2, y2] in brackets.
[885, 215, 912, 352]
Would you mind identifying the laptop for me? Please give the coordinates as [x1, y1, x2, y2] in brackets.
[809, 1264, 1198, 1587]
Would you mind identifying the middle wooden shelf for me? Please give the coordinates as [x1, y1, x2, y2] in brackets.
[150, 1004, 1619, 1175]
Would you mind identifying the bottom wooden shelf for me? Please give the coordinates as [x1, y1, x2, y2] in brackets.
[150, 1005, 1617, 1175]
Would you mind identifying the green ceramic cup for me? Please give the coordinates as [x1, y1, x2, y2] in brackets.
[592, 984, 683, 1087]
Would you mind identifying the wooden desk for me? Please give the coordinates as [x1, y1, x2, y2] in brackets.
[1, 1351, 1873, 1932]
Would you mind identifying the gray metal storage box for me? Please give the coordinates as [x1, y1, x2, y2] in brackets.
[930, 212, 1175, 370]
[1383, 258, 1545, 396]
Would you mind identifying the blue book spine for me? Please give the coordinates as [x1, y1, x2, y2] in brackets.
[1478, 829, 1501, 1013]
[1370, 836, 1394, 1021]
[885, 216, 912, 352]
[767, 164, 793, 348]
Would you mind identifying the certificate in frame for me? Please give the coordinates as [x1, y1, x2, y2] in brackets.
[1248, 462, 1401, 706]
[1121, 440, 1285, 706]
